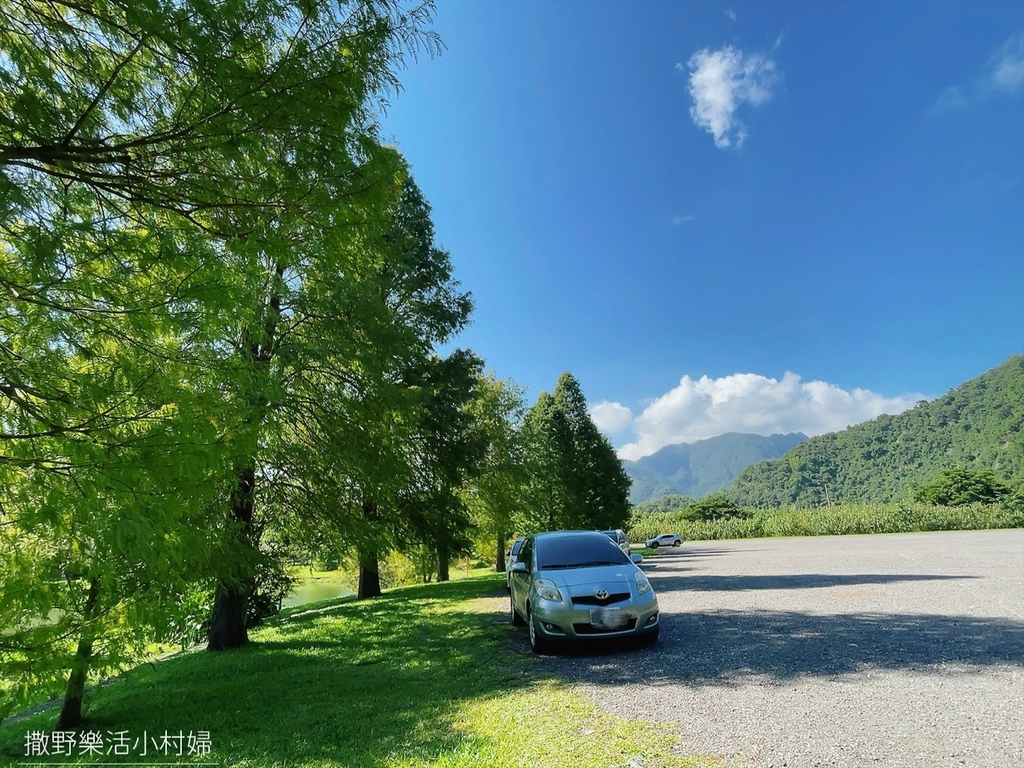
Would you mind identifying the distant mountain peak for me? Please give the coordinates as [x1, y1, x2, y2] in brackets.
[623, 431, 808, 504]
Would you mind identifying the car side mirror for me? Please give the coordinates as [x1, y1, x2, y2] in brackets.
[630, 553, 644, 564]
[511, 561, 528, 573]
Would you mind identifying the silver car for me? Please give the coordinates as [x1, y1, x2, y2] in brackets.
[504, 536, 525, 592]
[600, 528, 630, 555]
[645, 532, 682, 548]
[508, 530, 660, 653]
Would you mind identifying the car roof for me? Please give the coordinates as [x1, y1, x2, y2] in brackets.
[532, 530, 610, 541]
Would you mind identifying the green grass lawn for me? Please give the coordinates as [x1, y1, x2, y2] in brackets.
[1, 574, 723, 768]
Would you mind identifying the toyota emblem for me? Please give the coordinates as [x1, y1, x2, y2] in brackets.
[595, 589, 608, 600]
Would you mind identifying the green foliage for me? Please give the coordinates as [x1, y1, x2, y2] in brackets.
[348, 177, 480, 585]
[246, 543, 297, 629]
[632, 493, 695, 514]
[730, 355, 1024, 507]
[0, 0, 441, 220]
[684, 493, 751, 521]
[461, 374, 528, 569]
[0, 202, 232, 717]
[627, 501, 1024, 544]
[0, 0, 475, 719]
[391, 348, 486, 582]
[520, 373, 631, 533]
[912, 467, 1016, 506]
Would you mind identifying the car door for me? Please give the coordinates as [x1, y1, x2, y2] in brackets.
[510, 536, 533, 617]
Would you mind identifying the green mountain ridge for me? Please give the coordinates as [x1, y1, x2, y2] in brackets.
[729, 353, 1024, 507]
[623, 431, 808, 503]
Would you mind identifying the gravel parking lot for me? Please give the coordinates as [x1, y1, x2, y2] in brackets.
[531, 529, 1024, 768]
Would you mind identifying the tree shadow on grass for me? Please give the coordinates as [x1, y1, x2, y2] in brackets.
[537, 607, 1024, 688]
[0, 576, 532, 768]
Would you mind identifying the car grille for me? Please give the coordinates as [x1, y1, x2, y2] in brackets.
[573, 618, 638, 635]
[571, 592, 631, 607]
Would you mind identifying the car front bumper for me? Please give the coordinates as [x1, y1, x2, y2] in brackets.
[530, 591, 660, 641]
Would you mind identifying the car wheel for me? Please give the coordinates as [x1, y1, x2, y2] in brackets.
[528, 607, 551, 654]
[510, 594, 525, 626]
[649, 541, 659, 548]
[673, 540, 681, 547]
[640, 626, 660, 646]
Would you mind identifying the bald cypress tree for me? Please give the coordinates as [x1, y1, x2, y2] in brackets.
[522, 373, 631, 532]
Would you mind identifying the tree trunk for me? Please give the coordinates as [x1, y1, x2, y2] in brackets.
[208, 270, 282, 649]
[495, 534, 507, 573]
[358, 550, 381, 599]
[207, 587, 248, 650]
[357, 500, 382, 599]
[436, 540, 449, 582]
[55, 578, 99, 730]
[208, 465, 256, 650]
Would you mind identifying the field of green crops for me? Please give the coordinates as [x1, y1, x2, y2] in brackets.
[628, 501, 1023, 543]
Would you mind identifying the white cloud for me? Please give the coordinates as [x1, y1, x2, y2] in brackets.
[988, 32, 1024, 91]
[671, 214, 694, 225]
[725, 9, 737, 22]
[615, 371, 926, 461]
[589, 400, 633, 434]
[933, 32, 1024, 113]
[686, 45, 777, 149]
[931, 85, 970, 114]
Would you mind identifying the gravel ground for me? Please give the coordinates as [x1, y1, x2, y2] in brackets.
[522, 529, 1024, 768]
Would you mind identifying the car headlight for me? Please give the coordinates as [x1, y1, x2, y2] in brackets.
[634, 571, 652, 595]
[534, 578, 562, 602]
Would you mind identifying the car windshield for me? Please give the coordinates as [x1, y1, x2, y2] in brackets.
[536, 535, 629, 569]
[510, 539, 523, 555]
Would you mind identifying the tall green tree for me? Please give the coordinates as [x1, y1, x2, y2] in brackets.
[352, 177, 474, 597]
[462, 374, 527, 572]
[551, 373, 631, 529]
[521, 373, 631, 533]
[520, 390, 568, 531]
[0, 0, 447, 720]
[206, 153, 484, 637]
[0, 203, 232, 724]
[398, 349, 487, 583]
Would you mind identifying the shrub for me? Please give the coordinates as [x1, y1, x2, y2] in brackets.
[685, 493, 751, 521]
[912, 467, 1014, 506]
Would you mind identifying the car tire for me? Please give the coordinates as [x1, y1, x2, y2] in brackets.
[640, 626, 660, 646]
[528, 607, 551, 654]
[510, 595, 525, 626]
[673, 540, 681, 547]
[649, 541, 659, 548]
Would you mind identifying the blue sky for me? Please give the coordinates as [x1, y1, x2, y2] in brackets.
[381, 0, 1024, 459]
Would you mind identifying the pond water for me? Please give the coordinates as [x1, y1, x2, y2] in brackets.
[281, 580, 354, 609]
